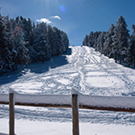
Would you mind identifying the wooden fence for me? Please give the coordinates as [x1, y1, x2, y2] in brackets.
[1, 91, 135, 135]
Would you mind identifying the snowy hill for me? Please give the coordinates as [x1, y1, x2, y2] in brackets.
[0, 46, 135, 135]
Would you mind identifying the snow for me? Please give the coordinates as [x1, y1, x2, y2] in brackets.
[1, 46, 135, 134]
[9, 88, 15, 94]
[71, 89, 81, 95]
[11, 81, 44, 91]
[15, 94, 71, 105]
[79, 95, 135, 109]
[0, 119, 135, 135]
[0, 94, 9, 103]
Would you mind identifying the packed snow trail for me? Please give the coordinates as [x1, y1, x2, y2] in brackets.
[1, 46, 135, 125]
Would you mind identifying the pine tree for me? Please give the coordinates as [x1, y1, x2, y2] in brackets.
[93, 31, 101, 49]
[0, 14, 13, 74]
[88, 32, 94, 47]
[61, 31, 69, 52]
[103, 24, 115, 57]
[127, 25, 135, 67]
[53, 27, 63, 55]
[47, 25, 54, 56]
[82, 35, 89, 46]
[96, 32, 106, 53]
[112, 16, 130, 63]
[33, 22, 51, 62]
[12, 26, 29, 65]
[22, 17, 32, 44]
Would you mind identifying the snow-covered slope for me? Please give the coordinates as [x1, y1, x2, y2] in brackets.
[0, 46, 135, 134]
[1, 46, 135, 96]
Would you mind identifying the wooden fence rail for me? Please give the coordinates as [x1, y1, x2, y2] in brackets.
[1, 91, 135, 135]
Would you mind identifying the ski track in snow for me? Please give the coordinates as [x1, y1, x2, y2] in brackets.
[1, 46, 135, 125]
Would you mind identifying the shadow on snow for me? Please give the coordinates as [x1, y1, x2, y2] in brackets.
[0, 48, 72, 86]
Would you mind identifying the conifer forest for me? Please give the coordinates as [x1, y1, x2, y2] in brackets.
[0, 14, 69, 75]
[83, 16, 135, 68]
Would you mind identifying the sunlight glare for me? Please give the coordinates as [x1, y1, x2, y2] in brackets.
[60, 5, 65, 12]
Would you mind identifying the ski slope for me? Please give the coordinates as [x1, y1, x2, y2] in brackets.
[0, 46, 135, 134]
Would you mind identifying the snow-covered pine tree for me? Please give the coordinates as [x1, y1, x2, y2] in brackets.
[112, 16, 130, 64]
[53, 27, 63, 56]
[0, 14, 13, 74]
[3, 15, 18, 71]
[28, 45, 37, 62]
[29, 31, 37, 62]
[82, 35, 89, 46]
[12, 24, 30, 65]
[29, 22, 36, 47]
[127, 25, 135, 67]
[3, 16, 12, 41]
[103, 24, 115, 57]
[60, 31, 69, 52]
[33, 22, 51, 62]
[88, 32, 94, 47]
[22, 17, 32, 44]
[96, 32, 106, 53]
[47, 25, 54, 56]
[93, 31, 101, 49]
[10, 18, 16, 34]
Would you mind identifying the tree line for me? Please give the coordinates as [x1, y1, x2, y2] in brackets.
[0, 14, 69, 75]
[83, 16, 135, 67]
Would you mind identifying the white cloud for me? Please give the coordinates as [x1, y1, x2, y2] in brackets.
[51, 16, 61, 20]
[36, 18, 52, 24]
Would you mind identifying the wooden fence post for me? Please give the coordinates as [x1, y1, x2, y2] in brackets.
[72, 94, 79, 135]
[9, 93, 15, 135]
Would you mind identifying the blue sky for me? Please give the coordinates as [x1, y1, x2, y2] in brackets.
[0, 0, 135, 46]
